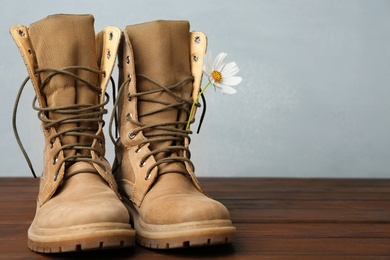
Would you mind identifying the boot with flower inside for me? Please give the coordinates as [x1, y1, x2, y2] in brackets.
[10, 14, 135, 253]
[112, 20, 236, 249]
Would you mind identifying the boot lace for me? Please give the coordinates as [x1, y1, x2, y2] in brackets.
[109, 74, 206, 180]
[13, 66, 112, 180]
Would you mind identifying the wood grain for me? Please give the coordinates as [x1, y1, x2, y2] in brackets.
[1, 177, 390, 259]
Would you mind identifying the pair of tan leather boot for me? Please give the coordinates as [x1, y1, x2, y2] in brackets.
[10, 14, 235, 253]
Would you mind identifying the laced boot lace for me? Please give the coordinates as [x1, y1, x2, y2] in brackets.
[13, 66, 112, 180]
[110, 74, 207, 180]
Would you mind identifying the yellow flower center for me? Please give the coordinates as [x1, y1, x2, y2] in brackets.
[211, 70, 222, 82]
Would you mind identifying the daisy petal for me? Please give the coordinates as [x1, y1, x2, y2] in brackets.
[221, 76, 242, 86]
[203, 51, 213, 75]
[221, 62, 239, 77]
[214, 52, 227, 71]
[218, 83, 238, 94]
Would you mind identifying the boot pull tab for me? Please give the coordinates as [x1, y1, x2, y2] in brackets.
[9, 25, 44, 107]
[186, 32, 209, 195]
[98, 26, 121, 103]
[189, 32, 207, 124]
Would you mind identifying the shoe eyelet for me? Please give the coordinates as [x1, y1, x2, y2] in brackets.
[140, 161, 146, 167]
[18, 29, 25, 37]
[145, 172, 151, 180]
[126, 113, 133, 121]
[128, 132, 136, 139]
[135, 147, 141, 153]
[194, 35, 201, 44]
[127, 93, 132, 101]
[52, 157, 58, 165]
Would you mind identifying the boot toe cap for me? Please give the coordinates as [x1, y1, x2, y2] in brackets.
[40, 192, 129, 227]
[33, 174, 130, 229]
[140, 193, 231, 225]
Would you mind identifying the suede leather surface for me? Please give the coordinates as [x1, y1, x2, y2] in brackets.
[11, 14, 131, 236]
[33, 163, 130, 228]
[137, 173, 230, 225]
[124, 20, 192, 158]
[29, 14, 99, 159]
[116, 20, 233, 226]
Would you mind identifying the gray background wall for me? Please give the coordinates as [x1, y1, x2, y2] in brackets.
[1, 0, 389, 178]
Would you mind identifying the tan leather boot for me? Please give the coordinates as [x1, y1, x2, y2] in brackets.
[113, 20, 236, 249]
[10, 14, 135, 253]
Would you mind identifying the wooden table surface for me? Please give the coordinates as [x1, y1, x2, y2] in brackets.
[1, 177, 390, 259]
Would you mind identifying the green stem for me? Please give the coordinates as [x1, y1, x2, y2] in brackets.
[186, 81, 211, 131]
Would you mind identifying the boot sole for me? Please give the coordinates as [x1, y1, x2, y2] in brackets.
[128, 205, 236, 249]
[136, 223, 236, 249]
[28, 222, 135, 253]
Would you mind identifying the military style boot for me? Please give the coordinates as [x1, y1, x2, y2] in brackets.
[10, 14, 135, 253]
[113, 20, 236, 249]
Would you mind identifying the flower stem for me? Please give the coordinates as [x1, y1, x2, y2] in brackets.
[186, 81, 211, 131]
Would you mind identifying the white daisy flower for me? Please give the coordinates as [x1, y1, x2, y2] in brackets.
[203, 52, 242, 94]
[186, 51, 243, 131]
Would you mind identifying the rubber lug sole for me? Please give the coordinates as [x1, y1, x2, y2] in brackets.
[136, 227, 235, 249]
[27, 223, 135, 253]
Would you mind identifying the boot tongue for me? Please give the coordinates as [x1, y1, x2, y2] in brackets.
[124, 20, 193, 161]
[29, 14, 100, 157]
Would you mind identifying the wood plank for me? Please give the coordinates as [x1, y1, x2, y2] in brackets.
[220, 199, 390, 210]
[200, 177, 390, 188]
[234, 223, 390, 238]
[228, 208, 390, 223]
[209, 191, 390, 201]
[0, 224, 29, 239]
[236, 238, 390, 256]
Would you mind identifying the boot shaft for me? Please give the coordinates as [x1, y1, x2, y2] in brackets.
[29, 15, 100, 158]
[121, 20, 193, 155]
